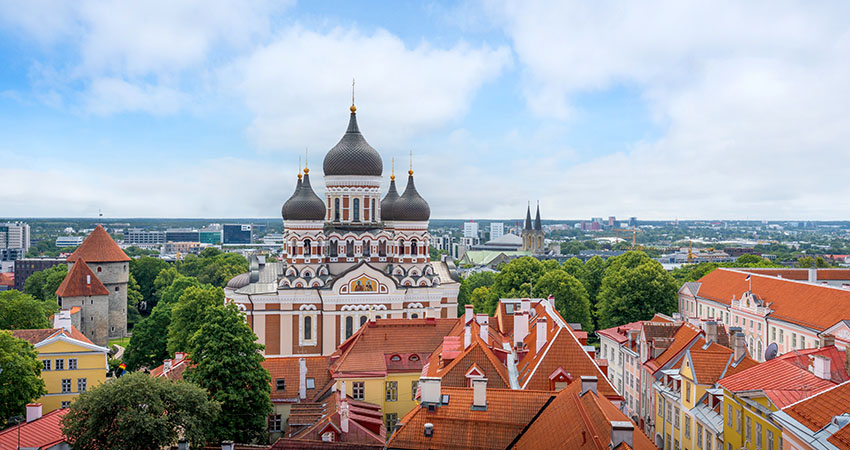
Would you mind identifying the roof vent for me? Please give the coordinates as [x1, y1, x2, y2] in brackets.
[424, 422, 434, 437]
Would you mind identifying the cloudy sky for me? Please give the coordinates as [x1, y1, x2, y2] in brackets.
[2, 0, 850, 220]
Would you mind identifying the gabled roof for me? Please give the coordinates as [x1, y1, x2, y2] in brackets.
[387, 387, 554, 450]
[264, 356, 332, 403]
[330, 319, 456, 376]
[283, 392, 385, 447]
[783, 379, 850, 433]
[55, 257, 109, 297]
[596, 320, 644, 345]
[66, 225, 130, 263]
[719, 346, 850, 408]
[12, 325, 97, 347]
[685, 339, 758, 385]
[510, 381, 656, 450]
[644, 323, 702, 374]
[696, 268, 850, 331]
[0, 408, 68, 449]
[424, 331, 511, 389]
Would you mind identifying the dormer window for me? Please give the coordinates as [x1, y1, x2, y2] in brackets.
[391, 354, 401, 362]
[409, 354, 420, 362]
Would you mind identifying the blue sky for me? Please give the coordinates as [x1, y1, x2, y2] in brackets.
[2, 1, 850, 220]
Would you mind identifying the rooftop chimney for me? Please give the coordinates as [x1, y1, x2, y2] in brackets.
[580, 376, 598, 395]
[547, 294, 556, 310]
[299, 357, 307, 400]
[703, 321, 719, 344]
[340, 399, 350, 433]
[174, 352, 185, 363]
[177, 439, 189, 450]
[464, 324, 472, 350]
[221, 442, 234, 450]
[536, 317, 548, 352]
[26, 403, 42, 423]
[477, 314, 489, 343]
[809, 267, 818, 283]
[53, 309, 72, 332]
[610, 421, 634, 449]
[465, 305, 474, 323]
[163, 359, 172, 374]
[420, 377, 442, 405]
[813, 355, 831, 381]
[514, 310, 529, 347]
[820, 334, 836, 348]
[424, 423, 434, 437]
[472, 377, 487, 410]
[521, 299, 531, 313]
[733, 331, 747, 362]
[340, 380, 347, 401]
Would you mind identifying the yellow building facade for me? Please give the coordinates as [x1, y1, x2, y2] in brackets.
[14, 326, 109, 413]
[335, 372, 421, 433]
[721, 390, 782, 450]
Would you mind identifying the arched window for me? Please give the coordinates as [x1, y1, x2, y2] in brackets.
[379, 241, 386, 257]
[410, 313, 418, 319]
[363, 240, 371, 256]
[360, 316, 367, 327]
[411, 239, 418, 255]
[757, 340, 763, 361]
[303, 239, 311, 256]
[409, 354, 419, 362]
[329, 240, 338, 257]
[345, 316, 354, 339]
[304, 316, 312, 340]
[334, 198, 340, 221]
[371, 199, 376, 221]
[347, 240, 354, 257]
[390, 354, 401, 362]
[353, 198, 360, 222]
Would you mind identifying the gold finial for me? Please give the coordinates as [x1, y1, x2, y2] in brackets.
[304, 148, 309, 174]
[408, 150, 413, 176]
[298, 156, 302, 179]
[391, 157, 395, 181]
[350, 78, 356, 113]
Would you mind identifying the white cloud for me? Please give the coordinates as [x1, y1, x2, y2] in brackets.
[226, 26, 511, 152]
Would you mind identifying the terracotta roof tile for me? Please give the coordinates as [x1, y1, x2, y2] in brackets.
[264, 356, 332, 403]
[55, 258, 109, 297]
[284, 392, 385, 447]
[739, 268, 850, 281]
[784, 380, 850, 433]
[0, 272, 13, 286]
[596, 321, 644, 344]
[10, 328, 61, 344]
[150, 353, 192, 380]
[387, 387, 554, 450]
[646, 323, 702, 373]
[686, 339, 759, 385]
[0, 408, 68, 449]
[66, 225, 130, 263]
[828, 421, 850, 449]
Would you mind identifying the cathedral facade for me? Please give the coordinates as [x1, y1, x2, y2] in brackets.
[521, 203, 545, 254]
[224, 103, 460, 357]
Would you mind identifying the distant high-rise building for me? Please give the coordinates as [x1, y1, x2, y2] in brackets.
[489, 222, 504, 241]
[13, 258, 65, 291]
[55, 236, 84, 248]
[222, 224, 252, 244]
[463, 221, 479, 239]
[0, 222, 30, 261]
[608, 216, 616, 227]
[629, 217, 638, 227]
[124, 228, 166, 246]
[165, 229, 200, 243]
[199, 228, 222, 245]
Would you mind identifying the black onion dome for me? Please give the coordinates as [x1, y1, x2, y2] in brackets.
[281, 171, 326, 221]
[393, 173, 430, 221]
[323, 111, 383, 176]
[381, 177, 400, 221]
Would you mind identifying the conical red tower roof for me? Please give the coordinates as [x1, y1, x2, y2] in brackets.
[56, 257, 109, 297]
[66, 225, 130, 263]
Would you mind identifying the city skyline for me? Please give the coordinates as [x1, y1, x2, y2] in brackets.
[3, 1, 850, 220]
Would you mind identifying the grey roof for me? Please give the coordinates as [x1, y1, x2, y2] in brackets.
[381, 177, 400, 221]
[524, 205, 532, 230]
[393, 173, 430, 221]
[323, 111, 383, 177]
[281, 172, 326, 221]
[226, 272, 251, 289]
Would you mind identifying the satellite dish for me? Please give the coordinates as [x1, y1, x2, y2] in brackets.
[765, 342, 778, 361]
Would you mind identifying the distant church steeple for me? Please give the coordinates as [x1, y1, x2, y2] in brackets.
[522, 202, 545, 254]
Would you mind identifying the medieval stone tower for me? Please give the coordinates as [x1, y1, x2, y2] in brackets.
[56, 225, 129, 346]
[521, 203, 545, 254]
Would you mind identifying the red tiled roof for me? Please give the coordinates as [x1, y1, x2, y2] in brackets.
[784, 380, 850, 433]
[283, 392, 385, 447]
[697, 268, 850, 331]
[512, 381, 655, 450]
[0, 272, 13, 286]
[739, 268, 850, 281]
[387, 387, 554, 450]
[150, 354, 192, 380]
[264, 356, 332, 403]
[719, 346, 850, 408]
[425, 329, 511, 390]
[644, 323, 702, 374]
[829, 422, 850, 450]
[55, 258, 109, 297]
[596, 321, 643, 344]
[12, 326, 97, 347]
[330, 319, 456, 376]
[686, 339, 759, 385]
[0, 408, 68, 449]
[66, 225, 130, 263]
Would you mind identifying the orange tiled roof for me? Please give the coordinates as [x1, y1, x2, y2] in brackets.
[829, 421, 850, 449]
[55, 258, 109, 297]
[596, 321, 644, 344]
[784, 380, 850, 433]
[264, 356, 332, 403]
[387, 387, 554, 450]
[66, 225, 130, 263]
[10, 328, 62, 344]
[285, 392, 385, 446]
[150, 353, 192, 380]
[697, 268, 850, 330]
[644, 323, 702, 374]
[0, 408, 68, 449]
[738, 268, 850, 281]
[0, 272, 13, 286]
[686, 339, 759, 385]
[512, 381, 655, 450]
[425, 332, 511, 389]
[719, 346, 849, 408]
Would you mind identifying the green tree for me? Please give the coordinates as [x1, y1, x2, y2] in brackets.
[158, 275, 202, 308]
[0, 290, 57, 330]
[596, 251, 678, 329]
[23, 264, 68, 302]
[130, 256, 169, 311]
[735, 254, 764, 265]
[167, 285, 223, 354]
[123, 304, 172, 371]
[670, 262, 719, 284]
[429, 246, 446, 261]
[127, 274, 144, 327]
[492, 257, 546, 298]
[456, 277, 471, 317]
[562, 257, 589, 284]
[61, 372, 219, 450]
[533, 270, 592, 331]
[153, 266, 181, 301]
[178, 251, 248, 288]
[466, 271, 496, 291]
[186, 303, 271, 443]
[583, 255, 605, 301]
[0, 331, 46, 426]
[470, 286, 499, 315]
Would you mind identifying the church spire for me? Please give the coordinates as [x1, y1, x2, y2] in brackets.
[534, 201, 542, 231]
[524, 202, 532, 230]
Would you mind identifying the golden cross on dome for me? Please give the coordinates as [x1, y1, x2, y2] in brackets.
[350, 78, 356, 112]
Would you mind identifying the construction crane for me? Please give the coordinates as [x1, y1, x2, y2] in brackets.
[613, 225, 644, 249]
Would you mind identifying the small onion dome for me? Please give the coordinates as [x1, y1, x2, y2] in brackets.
[381, 175, 400, 221]
[323, 109, 383, 177]
[226, 272, 251, 289]
[393, 171, 430, 221]
[281, 169, 326, 221]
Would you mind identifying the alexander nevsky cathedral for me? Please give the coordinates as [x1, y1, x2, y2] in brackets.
[224, 102, 461, 357]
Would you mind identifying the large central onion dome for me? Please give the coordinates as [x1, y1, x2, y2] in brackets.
[393, 170, 430, 221]
[281, 169, 326, 221]
[323, 106, 383, 177]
